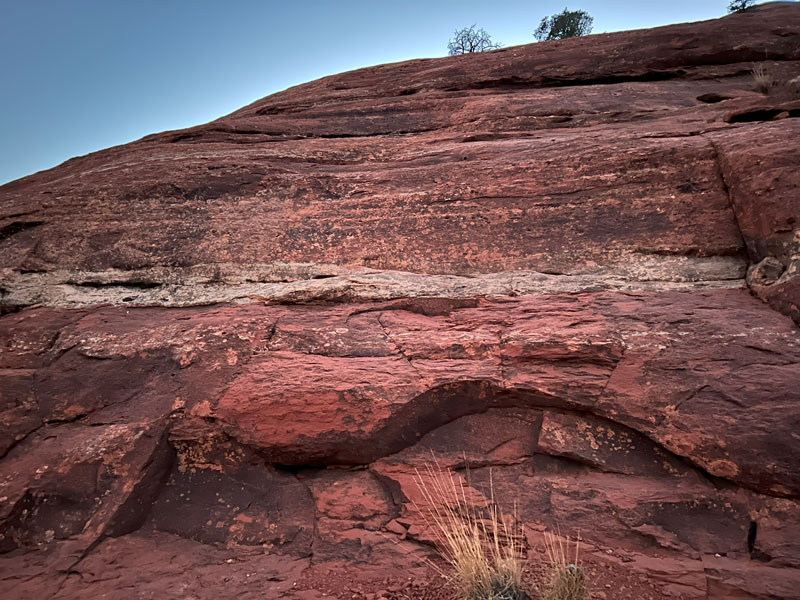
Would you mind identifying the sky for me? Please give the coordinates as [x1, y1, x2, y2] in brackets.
[0, 0, 772, 185]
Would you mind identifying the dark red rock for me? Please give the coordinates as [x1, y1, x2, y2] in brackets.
[712, 120, 800, 323]
[1, 4, 800, 599]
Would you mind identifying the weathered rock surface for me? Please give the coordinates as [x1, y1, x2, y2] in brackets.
[2, 4, 800, 599]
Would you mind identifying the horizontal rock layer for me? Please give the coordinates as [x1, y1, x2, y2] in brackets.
[1, 3, 800, 599]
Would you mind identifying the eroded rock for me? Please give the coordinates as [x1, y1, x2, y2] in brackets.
[1, 3, 800, 599]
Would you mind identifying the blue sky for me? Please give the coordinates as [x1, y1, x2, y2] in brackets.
[0, 1, 767, 184]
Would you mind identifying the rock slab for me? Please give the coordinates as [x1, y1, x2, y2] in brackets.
[1, 4, 800, 599]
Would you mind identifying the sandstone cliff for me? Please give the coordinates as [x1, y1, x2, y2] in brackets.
[1, 4, 799, 599]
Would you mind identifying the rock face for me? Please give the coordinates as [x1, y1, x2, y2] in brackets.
[1, 4, 800, 599]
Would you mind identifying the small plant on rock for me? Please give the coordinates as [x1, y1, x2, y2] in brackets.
[414, 459, 527, 600]
[751, 64, 774, 94]
[538, 531, 586, 600]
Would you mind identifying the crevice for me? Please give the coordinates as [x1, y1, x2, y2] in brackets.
[706, 138, 749, 262]
[169, 127, 265, 142]
[376, 312, 420, 378]
[48, 342, 79, 364]
[18, 268, 48, 274]
[293, 474, 318, 566]
[1, 399, 113, 460]
[67, 280, 162, 290]
[346, 298, 480, 323]
[599, 345, 627, 397]
[469, 70, 685, 92]
[452, 454, 534, 472]
[272, 463, 316, 475]
[0, 221, 44, 241]
[0, 420, 44, 460]
[170, 132, 201, 143]
[697, 92, 733, 104]
[742, 344, 785, 357]
[313, 127, 436, 139]
[726, 107, 800, 123]
[0, 210, 41, 220]
[171, 126, 438, 144]
[0, 301, 25, 316]
[746, 520, 773, 562]
[255, 102, 314, 116]
[44, 414, 87, 425]
[747, 520, 757, 554]
[368, 471, 406, 519]
[53, 573, 73, 597]
[674, 385, 720, 411]
[639, 131, 708, 139]
[0, 383, 106, 458]
[42, 330, 64, 355]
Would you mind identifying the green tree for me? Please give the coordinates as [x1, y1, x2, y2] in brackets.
[448, 24, 502, 55]
[727, 0, 755, 13]
[534, 8, 594, 42]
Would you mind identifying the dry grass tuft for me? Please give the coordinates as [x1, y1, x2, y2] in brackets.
[414, 458, 527, 600]
[538, 532, 586, 600]
[751, 64, 774, 95]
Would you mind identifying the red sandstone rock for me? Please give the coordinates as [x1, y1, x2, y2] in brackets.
[1, 4, 800, 599]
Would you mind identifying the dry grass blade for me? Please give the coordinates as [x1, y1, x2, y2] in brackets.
[413, 457, 527, 600]
[751, 64, 774, 94]
[538, 531, 586, 600]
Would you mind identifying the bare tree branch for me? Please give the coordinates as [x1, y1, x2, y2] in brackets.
[448, 24, 502, 56]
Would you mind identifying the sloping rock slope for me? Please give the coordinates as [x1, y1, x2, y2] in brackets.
[1, 4, 800, 599]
